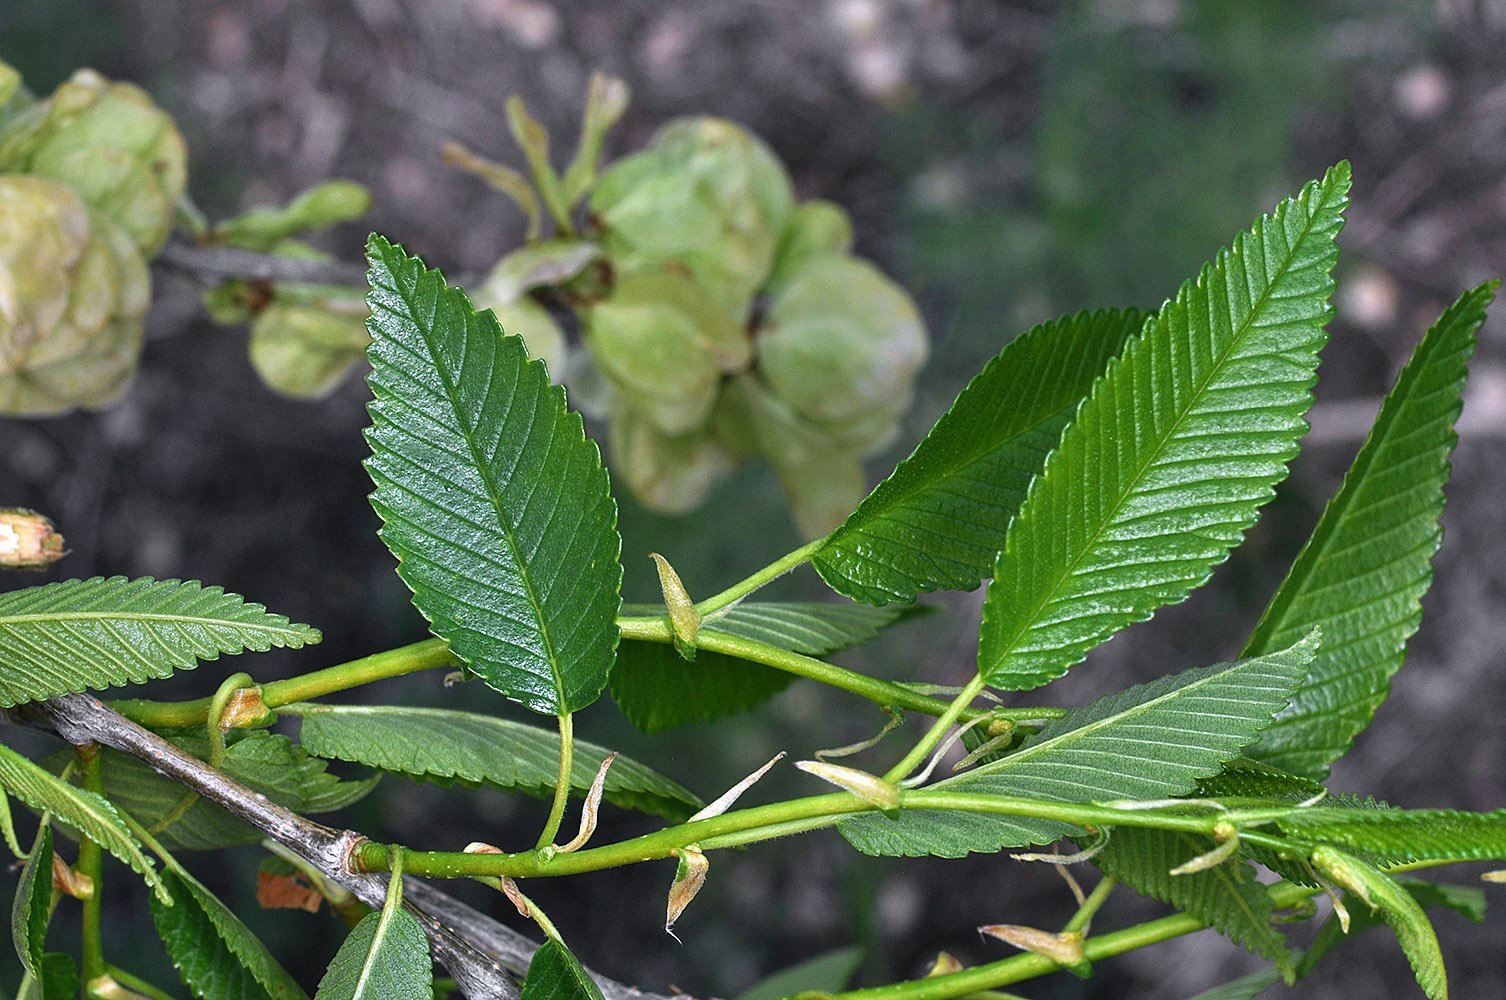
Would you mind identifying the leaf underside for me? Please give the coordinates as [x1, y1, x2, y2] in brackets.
[297, 705, 702, 821]
[1244, 282, 1497, 778]
[839, 634, 1316, 857]
[12, 822, 52, 979]
[0, 576, 320, 708]
[815, 308, 1149, 605]
[978, 164, 1350, 691]
[314, 907, 433, 1000]
[364, 235, 622, 716]
[0, 742, 166, 902]
[611, 601, 921, 732]
[151, 868, 310, 1000]
[1093, 826, 1293, 979]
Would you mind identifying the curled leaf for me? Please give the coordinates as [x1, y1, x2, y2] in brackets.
[665, 846, 708, 938]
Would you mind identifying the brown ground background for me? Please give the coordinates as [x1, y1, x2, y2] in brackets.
[2, 1, 1505, 997]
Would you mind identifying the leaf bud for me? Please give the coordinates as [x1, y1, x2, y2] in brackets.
[795, 760, 901, 813]
[649, 553, 701, 659]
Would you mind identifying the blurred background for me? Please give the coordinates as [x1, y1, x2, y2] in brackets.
[3, 0, 1506, 996]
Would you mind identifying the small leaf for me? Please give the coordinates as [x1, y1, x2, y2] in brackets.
[11, 822, 52, 979]
[150, 868, 309, 1000]
[506, 97, 572, 233]
[1094, 826, 1294, 980]
[217, 180, 372, 250]
[1244, 282, 1497, 778]
[839, 635, 1316, 858]
[1311, 846, 1447, 999]
[814, 308, 1148, 605]
[611, 601, 921, 732]
[520, 938, 606, 1000]
[734, 947, 865, 1000]
[363, 235, 622, 716]
[0, 577, 320, 707]
[0, 742, 165, 902]
[977, 165, 1349, 691]
[296, 705, 700, 821]
[314, 907, 432, 1000]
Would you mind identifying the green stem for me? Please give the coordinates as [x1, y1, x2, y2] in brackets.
[1061, 877, 1114, 935]
[691, 538, 824, 617]
[617, 617, 993, 723]
[111, 638, 456, 728]
[356, 789, 1232, 880]
[830, 881, 1315, 1000]
[883, 675, 987, 782]
[76, 743, 106, 983]
[536, 713, 574, 850]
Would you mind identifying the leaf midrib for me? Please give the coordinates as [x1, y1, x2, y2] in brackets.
[0, 610, 306, 636]
[986, 183, 1336, 678]
[386, 273, 566, 710]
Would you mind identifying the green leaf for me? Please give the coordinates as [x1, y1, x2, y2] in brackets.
[520, 938, 606, 1000]
[977, 164, 1349, 691]
[151, 868, 309, 1000]
[1186, 970, 1280, 1000]
[839, 634, 1317, 857]
[11, 822, 52, 979]
[315, 907, 433, 1000]
[1244, 282, 1497, 778]
[1093, 826, 1293, 979]
[63, 731, 377, 852]
[0, 577, 320, 707]
[0, 742, 166, 902]
[0, 788, 21, 857]
[611, 601, 920, 732]
[1298, 879, 1484, 980]
[17, 953, 78, 1000]
[296, 705, 701, 821]
[363, 235, 622, 716]
[734, 947, 865, 1000]
[1311, 846, 1447, 999]
[814, 308, 1148, 605]
[1274, 807, 1506, 867]
[610, 644, 792, 733]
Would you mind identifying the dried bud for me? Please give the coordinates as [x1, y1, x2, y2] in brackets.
[464, 842, 504, 854]
[665, 846, 708, 938]
[51, 853, 94, 899]
[795, 760, 901, 812]
[558, 752, 616, 854]
[925, 952, 963, 977]
[978, 925, 1085, 967]
[690, 752, 786, 822]
[1483, 870, 1506, 884]
[0, 508, 65, 569]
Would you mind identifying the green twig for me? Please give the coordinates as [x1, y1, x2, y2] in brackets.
[536, 713, 575, 850]
[690, 538, 825, 617]
[110, 638, 457, 728]
[883, 675, 987, 783]
[1061, 877, 1115, 935]
[76, 743, 106, 983]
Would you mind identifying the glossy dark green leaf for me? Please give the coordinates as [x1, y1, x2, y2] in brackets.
[839, 635, 1316, 857]
[0, 577, 319, 707]
[520, 938, 605, 1000]
[814, 308, 1148, 604]
[977, 165, 1349, 691]
[11, 822, 51, 979]
[364, 235, 622, 715]
[297, 705, 701, 820]
[1244, 282, 1496, 778]
[151, 868, 309, 1000]
[314, 906, 432, 1000]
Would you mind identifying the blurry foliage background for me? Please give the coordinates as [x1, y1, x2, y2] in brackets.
[2, 1, 1506, 997]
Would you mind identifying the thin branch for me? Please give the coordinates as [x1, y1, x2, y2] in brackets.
[155, 241, 371, 287]
[21, 694, 679, 1000]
